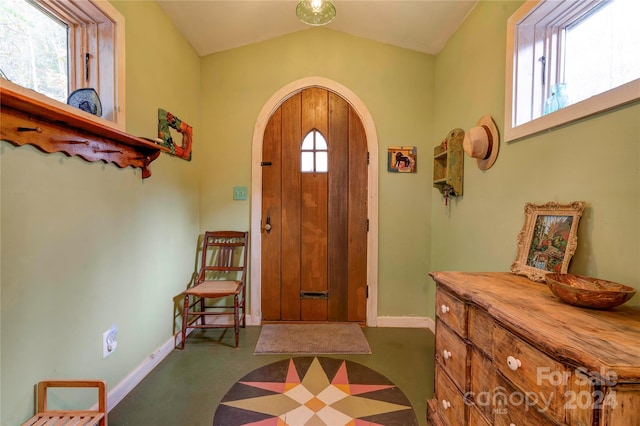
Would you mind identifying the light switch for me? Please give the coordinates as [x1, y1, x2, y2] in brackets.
[233, 186, 248, 200]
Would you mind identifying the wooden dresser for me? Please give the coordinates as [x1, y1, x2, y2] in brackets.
[427, 272, 640, 426]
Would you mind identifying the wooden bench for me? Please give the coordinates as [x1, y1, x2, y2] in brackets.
[22, 380, 107, 426]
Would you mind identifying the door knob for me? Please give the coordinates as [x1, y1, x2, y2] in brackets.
[263, 216, 272, 234]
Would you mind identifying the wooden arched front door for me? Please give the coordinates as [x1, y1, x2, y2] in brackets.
[261, 87, 368, 322]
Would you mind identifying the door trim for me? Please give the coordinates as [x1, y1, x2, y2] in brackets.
[250, 76, 379, 326]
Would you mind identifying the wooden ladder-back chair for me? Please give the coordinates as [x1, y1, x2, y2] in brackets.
[178, 231, 249, 348]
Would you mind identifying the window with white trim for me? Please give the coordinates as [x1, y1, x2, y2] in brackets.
[0, 0, 125, 128]
[301, 129, 328, 173]
[505, 0, 640, 141]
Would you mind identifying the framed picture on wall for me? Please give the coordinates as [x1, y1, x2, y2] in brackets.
[510, 201, 585, 282]
[388, 146, 417, 173]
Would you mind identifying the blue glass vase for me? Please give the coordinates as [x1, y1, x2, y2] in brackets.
[556, 83, 569, 109]
[543, 88, 559, 115]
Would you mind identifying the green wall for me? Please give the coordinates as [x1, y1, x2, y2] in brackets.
[0, 1, 201, 424]
[1, 8, 436, 425]
[430, 0, 640, 317]
[198, 28, 435, 318]
[2, 0, 639, 423]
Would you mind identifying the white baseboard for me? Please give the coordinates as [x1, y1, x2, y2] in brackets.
[103, 314, 434, 412]
[103, 317, 252, 412]
[244, 314, 433, 330]
[376, 316, 435, 333]
[102, 334, 179, 412]
[196, 314, 260, 326]
[246, 314, 260, 326]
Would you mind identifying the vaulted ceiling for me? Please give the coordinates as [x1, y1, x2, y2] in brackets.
[156, 0, 478, 57]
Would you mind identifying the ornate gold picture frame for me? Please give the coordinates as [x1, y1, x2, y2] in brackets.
[510, 201, 585, 282]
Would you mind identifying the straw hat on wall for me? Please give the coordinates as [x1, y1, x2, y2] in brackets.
[463, 115, 499, 170]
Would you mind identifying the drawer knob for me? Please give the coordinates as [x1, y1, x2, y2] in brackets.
[507, 355, 522, 371]
[442, 349, 452, 360]
[510, 423, 516, 426]
[441, 399, 451, 410]
[440, 304, 450, 314]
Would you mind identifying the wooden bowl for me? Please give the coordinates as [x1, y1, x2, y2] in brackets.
[545, 274, 636, 309]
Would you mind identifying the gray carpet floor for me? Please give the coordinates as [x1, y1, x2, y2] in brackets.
[108, 326, 435, 426]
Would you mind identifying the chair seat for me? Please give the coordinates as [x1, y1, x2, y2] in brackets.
[23, 412, 104, 426]
[183, 280, 242, 297]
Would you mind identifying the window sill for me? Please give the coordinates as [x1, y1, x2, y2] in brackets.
[505, 79, 640, 142]
[0, 82, 167, 178]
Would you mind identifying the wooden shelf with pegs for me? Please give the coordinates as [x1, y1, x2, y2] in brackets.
[1, 84, 167, 179]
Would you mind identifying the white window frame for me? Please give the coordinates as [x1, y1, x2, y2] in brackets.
[2, 0, 125, 130]
[505, 0, 640, 142]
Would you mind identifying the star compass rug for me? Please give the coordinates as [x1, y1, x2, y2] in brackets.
[213, 356, 418, 426]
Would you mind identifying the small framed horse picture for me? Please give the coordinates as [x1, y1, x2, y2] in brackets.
[388, 146, 417, 173]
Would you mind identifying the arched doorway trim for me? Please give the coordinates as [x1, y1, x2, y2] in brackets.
[250, 76, 379, 326]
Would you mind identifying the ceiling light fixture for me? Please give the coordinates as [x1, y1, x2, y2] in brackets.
[296, 0, 336, 26]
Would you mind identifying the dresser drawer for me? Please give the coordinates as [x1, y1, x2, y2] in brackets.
[435, 365, 466, 426]
[469, 347, 496, 424]
[436, 322, 469, 393]
[436, 287, 467, 338]
[600, 383, 640, 426]
[469, 305, 494, 357]
[493, 373, 558, 426]
[493, 325, 566, 420]
[468, 406, 491, 426]
[565, 368, 596, 426]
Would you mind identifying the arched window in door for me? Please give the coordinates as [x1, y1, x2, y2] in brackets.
[300, 129, 328, 173]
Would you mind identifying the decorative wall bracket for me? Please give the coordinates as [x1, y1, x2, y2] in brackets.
[1, 85, 167, 178]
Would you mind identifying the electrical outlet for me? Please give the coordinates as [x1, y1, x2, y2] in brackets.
[102, 325, 118, 358]
[233, 186, 248, 200]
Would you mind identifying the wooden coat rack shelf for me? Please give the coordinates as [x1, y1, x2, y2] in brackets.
[0, 85, 167, 178]
[433, 128, 464, 197]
